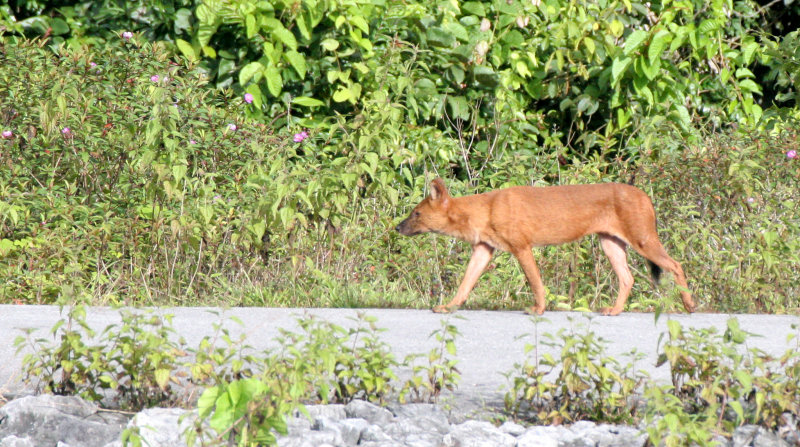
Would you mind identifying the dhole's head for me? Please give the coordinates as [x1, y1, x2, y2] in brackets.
[395, 178, 451, 236]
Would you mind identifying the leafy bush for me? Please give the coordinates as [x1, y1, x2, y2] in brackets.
[503, 316, 645, 424]
[15, 303, 184, 410]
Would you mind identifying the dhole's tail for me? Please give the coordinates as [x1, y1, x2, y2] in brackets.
[648, 260, 662, 285]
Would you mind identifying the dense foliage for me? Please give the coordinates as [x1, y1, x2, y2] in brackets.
[1, 34, 799, 313]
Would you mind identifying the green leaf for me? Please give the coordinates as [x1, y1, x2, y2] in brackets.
[321, 39, 340, 51]
[333, 87, 353, 103]
[264, 66, 283, 97]
[648, 29, 672, 64]
[284, 51, 307, 79]
[197, 23, 218, 48]
[295, 13, 311, 41]
[239, 61, 265, 86]
[349, 15, 369, 33]
[292, 96, 325, 107]
[462, 2, 486, 16]
[155, 368, 171, 390]
[246, 14, 257, 39]
[623, 30, 648, 56]
[176, 39, 197, 62]
[611, 56, 632, 86]
[272, 27, 298, 51]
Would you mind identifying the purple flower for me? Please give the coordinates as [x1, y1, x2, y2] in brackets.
[293, 131, 309, 143]
[151, 75, 160, 83]
[61, 127, 71, 135]
[228, 124, 237, 131]
[122, 31, 133, 40]
[90, 62, 97, 67]
[788, 150, 797, 159]
[244, 93, 254, 104]
[1, 130, 12, 139]
[190, 140, 197, 145]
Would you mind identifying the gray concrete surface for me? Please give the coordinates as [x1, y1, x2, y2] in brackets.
[1, 305, 798, 413]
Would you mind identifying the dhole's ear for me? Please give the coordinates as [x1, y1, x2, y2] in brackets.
[429, 178, 450, 203]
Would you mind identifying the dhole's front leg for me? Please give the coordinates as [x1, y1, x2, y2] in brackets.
[512, 248, 547, 315]
[433, 242, 495, 313]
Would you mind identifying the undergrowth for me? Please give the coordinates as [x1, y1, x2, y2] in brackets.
[1, 36, 799, 314]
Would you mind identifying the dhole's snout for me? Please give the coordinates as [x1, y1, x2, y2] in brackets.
[395, 218, 412, 235]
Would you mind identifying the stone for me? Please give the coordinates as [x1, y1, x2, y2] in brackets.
[443, 420, 516, 447]
[0, 395, 125, 447]
[303, 404, 347, 421]
[0, 436, 34, 447]
[733, 425, 760, 447]
[498, 420, 526, 436]
[127, 408, 194, 447]
[515, 431, 559, 447]
[346, 400, 394, 425]
[754, 426, 790, 447]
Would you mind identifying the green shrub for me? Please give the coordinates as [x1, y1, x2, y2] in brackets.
[503, 316, 645, 424]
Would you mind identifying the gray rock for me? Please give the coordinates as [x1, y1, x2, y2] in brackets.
[754, 426, 790, 447]
[304, 404, 347, 421]
[733, 425, 760, 447]
[384, 418, 445, 447]
[0, 436, 34, 447]
[499, 421, 526, 436]
[346, 400, 394, 425]
[0, 395, 125, 447]
[339, 418, 371, 445]
[443, 420, 516, 447]
[361, 424, 394, 442]
[515, 430, 559, 447]
[127, 408, 193, 447]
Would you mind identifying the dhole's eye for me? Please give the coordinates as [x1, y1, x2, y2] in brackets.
[413, 211, 420, 217]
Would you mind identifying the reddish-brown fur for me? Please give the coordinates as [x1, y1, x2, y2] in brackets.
[395, 178, 695, 316]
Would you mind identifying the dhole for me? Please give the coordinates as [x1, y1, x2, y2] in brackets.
[395, 178, 695, 316]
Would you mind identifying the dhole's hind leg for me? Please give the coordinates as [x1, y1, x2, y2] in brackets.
[512, 248, 547, 315]
[599, 235, 634, 316]
[632, 239, 696, 313]
[434, 242, 494, 313]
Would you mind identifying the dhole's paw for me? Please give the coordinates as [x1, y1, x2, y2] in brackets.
[432, 305, 455, 314]
[524, 306, 545, 316]
[600, 307, 623, 316]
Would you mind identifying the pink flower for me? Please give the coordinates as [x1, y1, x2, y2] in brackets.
[293, 131, 309, 143]
[151, 75, 160, 82]
[90, 62, 97, 67]
[244, 93, 254, 104]
[1, 130, 12, 138]
[228, 124, 237, 131]
[61, 127, 71, 135]
[190, 140, 197, 145]
[122, 31, 133, 40]
[787, 150, 797, 159]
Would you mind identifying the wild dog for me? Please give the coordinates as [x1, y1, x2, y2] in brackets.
[395, 178, 695, 316]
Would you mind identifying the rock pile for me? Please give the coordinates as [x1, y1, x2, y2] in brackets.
[0, 395, 792, 446]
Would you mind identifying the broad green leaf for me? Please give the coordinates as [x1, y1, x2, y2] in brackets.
[648, 29, 672, 64]
[623, 29, 648, 56]
[155, 368, 170, 390]
[296, 13, 311, 41]
[333, 87, 353, 103]
[321, 39, 339, 51]
[349, 15, 369, 33]
[284, 51, 307, 78]
[239, 61, 265, 86]
[611, 56, 632, 85]
[462, 2, 486, 16]
[272, 27, 298, 50]
[292, 96, 324, 107]
[197, 23, 218, 47]
[246, 14, 257, 38]
[738, 79, 761, 94]
[609, 20, 624, 37]
[176, 39, 197, 62]
[264, 66, 283, 97]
